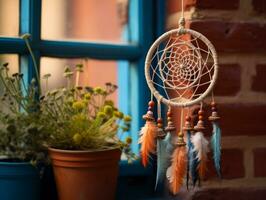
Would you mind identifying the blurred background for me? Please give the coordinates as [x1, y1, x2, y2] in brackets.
[0, 0, 266, 199]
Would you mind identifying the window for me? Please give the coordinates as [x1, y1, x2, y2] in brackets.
[0, 0, 165, 175]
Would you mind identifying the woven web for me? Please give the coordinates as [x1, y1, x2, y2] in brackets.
[149, 32, 215, 104]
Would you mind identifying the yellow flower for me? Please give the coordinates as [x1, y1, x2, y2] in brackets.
[125, 137, 132, 144]
[97, 112, 106, 118]
[73, 133, 82, 145]
[93, 87, 104, 94]
[124, 115, 132, 122]
[84, 93, 91, 100]
[72, 101, 85, 111]
[114, 111, 124, 119]
[104, 105, 113, 115]
[72, 113, 87, 121]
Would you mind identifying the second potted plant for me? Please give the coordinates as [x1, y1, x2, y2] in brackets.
[41, 66, 135, 200]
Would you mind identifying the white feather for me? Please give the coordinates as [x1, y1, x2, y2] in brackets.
[166, 166, 172, 182]
[191, 132, 209, 161]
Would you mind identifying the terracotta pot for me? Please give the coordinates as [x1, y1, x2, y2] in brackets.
[48, 148, 121, 200]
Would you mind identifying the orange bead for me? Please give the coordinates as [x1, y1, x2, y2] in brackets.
[148, 101, 155, 107]
[167, 111, 171, 117]
[198, 110, 204, 115]
[185, 116, 191, 121]
[157, 118, 163, 123]
[157, 123, 163, 128]
[211, 101, 216, 107]
[199, 116, 203, 120]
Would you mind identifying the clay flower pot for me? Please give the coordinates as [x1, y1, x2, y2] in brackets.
[48, 148, 121, 200]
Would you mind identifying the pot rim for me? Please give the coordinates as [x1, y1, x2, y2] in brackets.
[0, 161, 31, 166]
[48, 147, 121, 154]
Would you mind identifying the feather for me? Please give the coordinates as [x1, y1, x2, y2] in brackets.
[168, 146, 187, 195]
[190, 147, 199, 186]
[186, 131, 199, 187]
[211, 122, 221, 178]
[191, 132, 209, 180]
[138, 121, 157, 167]
[165, 132, 176, 155]
[186, 130, 193, 188]
[155, 132, 175, 190]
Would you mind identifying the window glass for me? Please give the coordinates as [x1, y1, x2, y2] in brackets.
[41, 0, 129, 43]
[40, 57, 118, 104]
[0, 0, 19, 37]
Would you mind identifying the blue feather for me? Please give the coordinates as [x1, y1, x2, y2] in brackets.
[155, 132, 175, 191]
[211, 122, 221, 178]
[186, 131, 199, 187]
[186, 130, 192, 189]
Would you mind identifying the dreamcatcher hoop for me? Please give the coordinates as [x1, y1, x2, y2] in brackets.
[145, 27, 219, 107]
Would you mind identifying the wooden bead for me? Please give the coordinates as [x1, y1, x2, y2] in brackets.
[157, 118, 163, 123]
[185, 116, 191, 121]
[211, 101, 216, 107]
[212, 106, 217, 111]
[198, 110, 204, 115]
[199, 116, 203, 120]
[167, 111, 171, 117]
[157, 123, 163, 128]
[148, 101, 155, 107]
[167, 117, 172, 121]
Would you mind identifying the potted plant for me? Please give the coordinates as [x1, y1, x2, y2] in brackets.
[0, 63, 51, 200]
[40, 65, 135, 200]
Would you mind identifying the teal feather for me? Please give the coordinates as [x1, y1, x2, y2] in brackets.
[187, 131, 199, 187]
[186, 130, 192, 189]
[155, 132, 175, 190]
[211, 122, 221, 178]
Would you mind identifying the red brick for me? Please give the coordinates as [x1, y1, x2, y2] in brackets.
[192, 104, 266, 136]
[192, 188, 266, 200]
[190, 20, 266, 53]
[167, 0, 239, 15]
[206, 149, 245, 180]
[253, 0, 266, 13]
[252, 64, 266, 92]
[253, 148, 266, 177]
[195, 0, 239, 10]
[214, 64, 241, 96]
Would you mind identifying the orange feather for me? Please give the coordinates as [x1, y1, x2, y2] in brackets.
[198, 156, 207, 179]
[169, 146, 187, 194]
[138, 121, 157, 167]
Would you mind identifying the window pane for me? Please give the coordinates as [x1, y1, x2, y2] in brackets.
[41, 0, 128, 43]
[0, 0, 19, 37]
[40, 57, 119, 105]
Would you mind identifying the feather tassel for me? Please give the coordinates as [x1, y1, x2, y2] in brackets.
[155, 132, 175, 190]
[190, 145, 199, 186]
[191, 132, 209, 180]
[211, 122, 221, 178]
[186, 131, 191, 189]
[139, 121, 157, 167]
[169, 146, 187, 195]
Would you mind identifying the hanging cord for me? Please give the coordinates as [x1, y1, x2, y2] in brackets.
[178, 0, 185, 33]
[151, 93, 154, 102]
[181, 0, 184, 19]
[180, 107, 184, 134]
[211, 91, 215, 103]
[157, 97, 162, 119]
[200, 101, 203, 111]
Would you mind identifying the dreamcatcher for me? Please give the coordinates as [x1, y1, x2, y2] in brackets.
[139, 0, 221, 194]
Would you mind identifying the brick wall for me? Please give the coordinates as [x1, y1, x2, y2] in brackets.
[167, 0, 266, 199]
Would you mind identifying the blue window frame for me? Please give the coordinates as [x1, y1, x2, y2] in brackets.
[0, 0, 165, 176]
